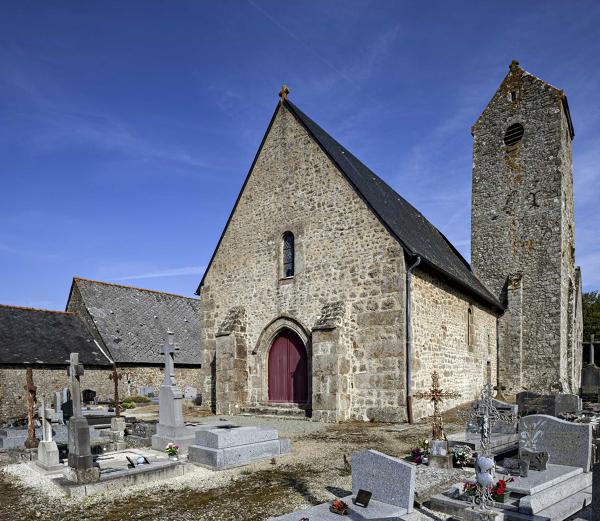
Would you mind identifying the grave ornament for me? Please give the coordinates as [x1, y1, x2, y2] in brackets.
[414, 370, 461, 440]
[459, 383, 516, 457]
[23, 368, 39, 449]
[108, 363, 123, 416]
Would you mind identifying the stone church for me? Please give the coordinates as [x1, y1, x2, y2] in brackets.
[196, 61, 583, 423]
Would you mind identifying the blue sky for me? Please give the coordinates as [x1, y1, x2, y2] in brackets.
[1, 1, 599, 310]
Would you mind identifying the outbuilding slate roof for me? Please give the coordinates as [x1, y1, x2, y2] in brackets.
[284, 100, 502, 310]
[68, 278, 201, 365]
[0, 305, 111, 366]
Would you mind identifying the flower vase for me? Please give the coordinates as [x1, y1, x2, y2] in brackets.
[169, 454, 179, 461]
[494, 491, 510, 503]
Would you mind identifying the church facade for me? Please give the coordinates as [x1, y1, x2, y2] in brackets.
[196, 62, 583, 423]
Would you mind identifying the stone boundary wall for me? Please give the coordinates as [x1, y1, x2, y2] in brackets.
[0, 366, 201, 424]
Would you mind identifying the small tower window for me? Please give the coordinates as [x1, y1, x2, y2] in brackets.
[282, 232, 295, 278]
[510, 90, 519, 102]
[503, 123, 524, 146]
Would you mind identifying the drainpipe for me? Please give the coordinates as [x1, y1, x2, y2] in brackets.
[405, 255, 421, 424]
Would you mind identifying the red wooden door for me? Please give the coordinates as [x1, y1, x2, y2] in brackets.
[268, 330, 308, 403]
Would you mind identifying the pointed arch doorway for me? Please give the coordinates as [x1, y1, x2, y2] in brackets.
[268, 329, 308, 403]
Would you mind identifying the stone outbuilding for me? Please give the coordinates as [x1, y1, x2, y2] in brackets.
[0, 279, 202, 424]
[0, 304, 112, 423]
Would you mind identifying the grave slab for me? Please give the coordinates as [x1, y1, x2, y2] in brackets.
[188, 424, 291, 470]
[267, 497, 420, 521]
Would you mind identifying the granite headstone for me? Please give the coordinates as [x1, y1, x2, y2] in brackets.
[351, 449, 416, 513]
[519, 414, 592, 471]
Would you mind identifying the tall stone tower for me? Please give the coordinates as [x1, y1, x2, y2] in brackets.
[471, 61, 583, 395]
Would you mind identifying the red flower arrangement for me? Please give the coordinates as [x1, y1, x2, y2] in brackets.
[492, 477, 514, 498]
[330, 499, 348, 515]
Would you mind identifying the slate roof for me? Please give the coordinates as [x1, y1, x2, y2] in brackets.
[68, 278, 201, 365]
[197, 99, 502, 311]
[284, 100, 502, 310]
[0, 305, 111, 366]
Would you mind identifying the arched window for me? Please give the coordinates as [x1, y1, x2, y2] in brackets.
[282, 232, 295, 278]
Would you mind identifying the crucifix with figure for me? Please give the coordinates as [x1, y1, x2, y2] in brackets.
[460, 383, 516, 457]
[414, 370, 461, 440]
[108, 363, 123, 416]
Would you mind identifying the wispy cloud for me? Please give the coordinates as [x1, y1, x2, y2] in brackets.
[112, 266, 205, 281]
[1, 57, 213, 170]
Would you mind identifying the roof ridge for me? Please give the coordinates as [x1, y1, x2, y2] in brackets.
[0, 303, 75, 315]
[73, 277, 200, 301]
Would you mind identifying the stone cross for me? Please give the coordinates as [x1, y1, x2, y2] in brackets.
[460, 383, 516, 457]
[67, 352, 85, 417]
[23, 367, 39, 448]
[414, 370, 461, 440]
[38, 395, 53, 443]
[108, 363, 123, 416]
[161, 330, 179, 386]
[584, 334, 596, 366]
[278, 84, 290, 101]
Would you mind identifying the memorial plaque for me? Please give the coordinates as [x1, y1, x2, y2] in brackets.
[354, 489, 372, 508]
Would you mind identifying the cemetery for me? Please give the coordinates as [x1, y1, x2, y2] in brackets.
[1, 4, 599, 520]
[1, 334, 599, 520]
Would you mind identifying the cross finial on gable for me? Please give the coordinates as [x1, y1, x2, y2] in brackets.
[509, 59, 520, 71]
[278, 84, 290, 102]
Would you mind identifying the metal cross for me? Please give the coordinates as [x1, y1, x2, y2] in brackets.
[67, 352, 85, 417]
[108, 363, 123, 417]
[278, 84, 290, 102]
[459, 383, 516, 457]
[23, 367, 39, 448]
[414, 370, 461, 440]
[161, 331, 179, 386]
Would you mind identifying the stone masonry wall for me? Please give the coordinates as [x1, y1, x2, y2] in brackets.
[471, 63, 580, 393]
[410, 268, 498, 420]
[199, 103, 407, 422]
[0, 366, 201, 424]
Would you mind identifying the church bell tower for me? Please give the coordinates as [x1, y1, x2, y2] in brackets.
[470, 61, 582, 394]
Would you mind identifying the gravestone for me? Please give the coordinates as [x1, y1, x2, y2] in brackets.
[138, 386, 156, 398]
[65, 353, 100, 484]
[108, 416, 126, 451]
[517, 391, 581, 417]
[184, 387, 198, 401]
[582, 335, 600, 402]
[267, 449, 416, 521]
[151, 331, 195, 451]
[188, 424, 291, 470]
[519, 414, 592, 471]
[352, 449, 416, 513]
[52, 391, 64, 422]
[36, 396, 62, 472]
